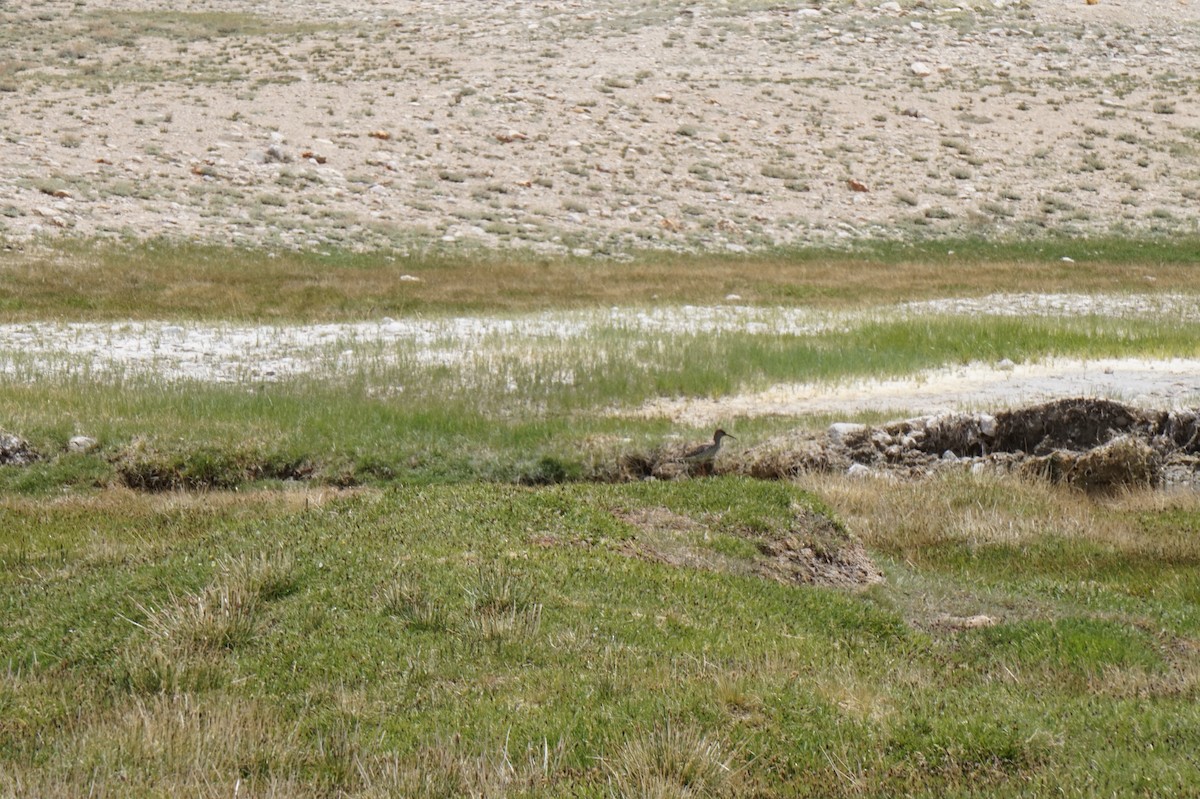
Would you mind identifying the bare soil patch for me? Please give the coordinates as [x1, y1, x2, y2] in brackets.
[615, 503, 883, 589]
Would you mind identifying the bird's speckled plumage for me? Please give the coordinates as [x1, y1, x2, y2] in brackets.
[683, 428, 735, 463]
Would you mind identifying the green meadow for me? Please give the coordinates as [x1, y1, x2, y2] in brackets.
[1, 239, 1199, 797]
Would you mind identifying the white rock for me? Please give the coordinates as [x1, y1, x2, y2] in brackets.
[978, 413, 997, 437]
[265, 144, 291, 163]
[997, 358, 1016, 371]
[68, 435, 98, 454]
[847, 463, 873, 478]
[941, 613, 996, 629]
[910, 62, 933, 77]
[828, 422, 867, 444]
[0, 433, 37, 465]
[902, 416, 931, 432]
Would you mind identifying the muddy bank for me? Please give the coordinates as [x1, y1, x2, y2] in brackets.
[615, 502, 883, 590]
[629, 398, 1200, 492]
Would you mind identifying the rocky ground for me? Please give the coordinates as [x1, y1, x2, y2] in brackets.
[2, 0, 1199, 254]
[627, 397, 1200, 491]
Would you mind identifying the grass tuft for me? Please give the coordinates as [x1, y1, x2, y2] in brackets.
[378, 573, 453, 632]
[465, 563, 543, 644]
[123, 550, 297, 688]
[605, 722, 737, 799]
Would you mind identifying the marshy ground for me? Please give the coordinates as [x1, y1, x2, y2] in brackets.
[2, 242, 1200, 796]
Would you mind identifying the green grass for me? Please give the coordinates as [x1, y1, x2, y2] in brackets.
[3, 237, 1200, 320]
[2, 237, 1200, 795]
[1, 479, 1198, 797]
[1, 310, 1198, 491]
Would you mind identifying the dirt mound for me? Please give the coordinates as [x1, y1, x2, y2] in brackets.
[614, 503, 883, 589]
[730, 398, 1200, 492]
[1018, 435, 1161, 493]
[0, 432, 38, 466]
[753, 505, 883, 589]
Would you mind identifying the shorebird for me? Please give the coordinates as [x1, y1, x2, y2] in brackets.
[683, 428, 736, 464]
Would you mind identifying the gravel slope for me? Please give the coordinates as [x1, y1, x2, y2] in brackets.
[2, 0, 1198, 254]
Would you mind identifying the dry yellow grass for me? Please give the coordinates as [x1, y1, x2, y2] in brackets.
[4, 240, 1200, 320]
[801, 471, 1200, 562]
[0, 484, 362, 518]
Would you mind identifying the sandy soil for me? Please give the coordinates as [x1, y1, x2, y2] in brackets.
[2, 0, 1199, 254]
[641, 356, 1200, 424]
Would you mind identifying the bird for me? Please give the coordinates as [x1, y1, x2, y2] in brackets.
[682, 428, 736, 465]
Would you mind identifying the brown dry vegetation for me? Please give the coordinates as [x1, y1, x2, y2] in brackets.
[3, 239, 1200, 320]
[811, 471, 1200, 570]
